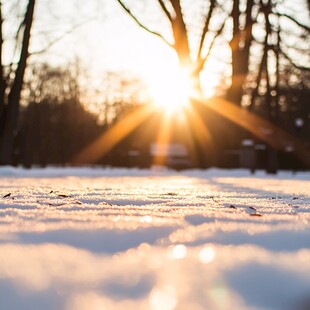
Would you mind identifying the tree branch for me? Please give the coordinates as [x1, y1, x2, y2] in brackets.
[168, 0, 191, 63]
[279, 48, 310, 71]
[115, 0, 173, 47]
[196, 19, 226, 74]
[30, 18, 96, 55]
[231, 0, 240, 38]
[276, 12, 310, 32]
[156, 0, 173, 22]
[197, 0, 216, 61]
[279, 40, 310, 53]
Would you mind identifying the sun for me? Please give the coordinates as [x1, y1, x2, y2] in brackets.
[147, 65, 195, 114]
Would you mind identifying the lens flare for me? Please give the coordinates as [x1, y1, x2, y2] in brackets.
[149, 285, 177, 310]
[172, 244, 187, 260]
[149, 66, 193, 114]
[199, 246, 216, 264]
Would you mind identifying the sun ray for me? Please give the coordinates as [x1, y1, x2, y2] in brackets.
[152, 113, 174, 166]
[194, 97, 310, 166]
[178, 115, 199, 167]
[73, 105, 155, 164]
[185, 104, 215, 166]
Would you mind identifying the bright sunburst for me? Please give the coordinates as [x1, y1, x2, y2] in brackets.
[148, 65, 194, 114]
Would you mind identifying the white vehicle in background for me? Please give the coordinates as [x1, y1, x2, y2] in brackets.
[150, 143, 191, 170]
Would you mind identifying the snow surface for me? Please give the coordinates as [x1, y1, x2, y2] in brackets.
[0, 166, 309, 310]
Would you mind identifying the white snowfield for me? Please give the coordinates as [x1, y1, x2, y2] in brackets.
[0, 167, 309, 310]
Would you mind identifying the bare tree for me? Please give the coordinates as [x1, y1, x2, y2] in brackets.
[19, 62, 102, 167]
[246, 0, 310, 117]
[115, 0, 226, 93]
[0, 0, 97, 165]
[0, 0, 36, 164]
[226, 0, 256, 105]
[115, 0, 309, 107]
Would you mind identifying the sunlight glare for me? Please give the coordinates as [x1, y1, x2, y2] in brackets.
[141, 215, 153, 223]
[199, 246, 216, 264]
[149, 66, 193, 114]
[149, 285, 177, 310]
[172, 244, 187, 259]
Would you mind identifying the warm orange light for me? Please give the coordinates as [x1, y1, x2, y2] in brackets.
[152, 113, 173, 166]
[148, 65, 194, 115]
[72, 105, 154, 164]
[194, 97, 310, 166]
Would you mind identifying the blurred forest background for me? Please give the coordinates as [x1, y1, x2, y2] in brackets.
[0, 0, 309, 172]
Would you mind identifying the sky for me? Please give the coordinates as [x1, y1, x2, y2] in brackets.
[3, 0, 308, 112]
[27, 0, 230, 106]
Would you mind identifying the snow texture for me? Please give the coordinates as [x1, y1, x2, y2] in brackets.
[0, 167, 309, 310]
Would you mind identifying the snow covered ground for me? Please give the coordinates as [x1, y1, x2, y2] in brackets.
[0, 167, 309, 310]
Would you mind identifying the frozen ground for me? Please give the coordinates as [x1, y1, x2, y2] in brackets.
[0, 167, 309, 310]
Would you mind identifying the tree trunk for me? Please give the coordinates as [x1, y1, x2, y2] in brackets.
[227, 0, 254, 105]
[0, 0, 35, 165]
[274, 27, 280, 121]
[0, 3, 5, 127]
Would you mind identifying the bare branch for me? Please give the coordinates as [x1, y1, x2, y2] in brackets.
[10, 7, 31, 65]
[197, 0, 216, 61]
[279, 39, 310, 53]
[30, 18, 96, 55]
[115, 0, 173, 47]
[156, 0, 173, 22]
[231, 0, 240, 38]
[196, 19, 226, 74]
[280, 48, 310, 71]
[276, 12, 310, 32]
[243, 0, 255, 52]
